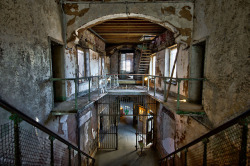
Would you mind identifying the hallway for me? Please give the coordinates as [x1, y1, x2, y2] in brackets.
[95, 116, 159, 166]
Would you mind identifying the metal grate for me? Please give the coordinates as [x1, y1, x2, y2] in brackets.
[0, 122, 15, 165]
[159, 112, 250, 166]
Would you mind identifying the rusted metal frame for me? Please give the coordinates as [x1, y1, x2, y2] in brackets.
[165, 44, 181, 102]
[159, 109, 250, 162]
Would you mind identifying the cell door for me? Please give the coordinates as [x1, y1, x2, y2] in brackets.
[146, 116, 153, 145]
[98, 96, 119, 150]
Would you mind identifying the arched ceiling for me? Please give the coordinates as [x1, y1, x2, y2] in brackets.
[90, 18, 168, 44]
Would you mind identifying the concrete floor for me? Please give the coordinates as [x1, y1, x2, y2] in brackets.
[94, 116, 159, 166]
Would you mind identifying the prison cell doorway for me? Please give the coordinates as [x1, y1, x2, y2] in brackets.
[97, 95, 156, 151]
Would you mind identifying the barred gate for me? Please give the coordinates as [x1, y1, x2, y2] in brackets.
[97, 95, 156, 150]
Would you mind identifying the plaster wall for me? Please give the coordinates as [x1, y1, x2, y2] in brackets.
[0, 0, 63, 126]
[193, 0, 250, 126]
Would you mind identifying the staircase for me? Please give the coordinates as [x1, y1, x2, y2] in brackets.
[137, 42, 152, 77]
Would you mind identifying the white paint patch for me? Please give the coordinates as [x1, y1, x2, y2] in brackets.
[162, 138, 175, 154]
[92, 128, 97, 139]
[79, 111, 92, 127]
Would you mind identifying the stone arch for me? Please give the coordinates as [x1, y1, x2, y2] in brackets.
[66, 2, 193, 45]
[75, 13, 179, 35]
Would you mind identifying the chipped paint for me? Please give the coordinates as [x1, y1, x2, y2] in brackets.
[161, 6, 175, 15]
[179, 6, 192, 21]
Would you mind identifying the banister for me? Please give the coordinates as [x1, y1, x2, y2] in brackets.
[0, 97, 95, 162]
[159, 108, 250, 162]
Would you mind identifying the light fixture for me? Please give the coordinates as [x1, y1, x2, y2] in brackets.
[144, 77, 148, 81]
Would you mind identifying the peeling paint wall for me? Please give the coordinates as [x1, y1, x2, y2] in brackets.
[155, 102, 209, 158]
[0, 0, 63, 126]
[193, 0, 250, 126]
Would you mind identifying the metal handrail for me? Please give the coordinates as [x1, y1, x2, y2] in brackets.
[159, 109, 250, 162]
[0, 98, 95, 164]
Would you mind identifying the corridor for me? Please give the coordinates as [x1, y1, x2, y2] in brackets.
[95, 115, 159, 166]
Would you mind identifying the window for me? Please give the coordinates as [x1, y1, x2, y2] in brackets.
[165, 45, 177, 76]
[77, 49, 85, 78]
[149, 55, 156, 76]
[120, 53, 133, 73]
[169, 47, 177, 78]
[165, 45, 177, 84]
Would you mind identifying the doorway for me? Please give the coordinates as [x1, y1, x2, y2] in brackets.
[50, 39, 66, 103]
[189, 41, 206, 104]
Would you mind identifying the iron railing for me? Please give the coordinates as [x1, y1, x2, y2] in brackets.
[159, 109, 250, 166]
[50, 74, 205, 113]
[0, 98, 95, 166]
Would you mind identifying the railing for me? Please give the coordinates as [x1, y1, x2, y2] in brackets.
[0, 98, 95, 166]
[159, 109, 250, 166]
[50, 74, 205, 112]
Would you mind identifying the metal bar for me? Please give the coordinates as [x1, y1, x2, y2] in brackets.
[49, 136, 55, 166]
[142, 75, 144, 87]
[177, 80, 181, 111]
[68, 146, 71, 166]
[202, 138, 208, 166]
[98, 76, 100, 96]
[89, 78, 91, 102]
[239, 121, 248, 165]
[147, 77, 149, 92]
[0, 99, 96, 161]
[165, 44, 181, 102]
[159, 109, 250, 161]
[74, 79, 78, 110]
[12, 115, 21, 166]
[184, 148, 188, 166]
[154, 76, 156, 96]
[164, 78, 167, 102]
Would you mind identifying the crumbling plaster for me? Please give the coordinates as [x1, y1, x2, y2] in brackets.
[65, 2, 194, 46]
[0, 0, 63, 126]
[193, 0, 250, 126]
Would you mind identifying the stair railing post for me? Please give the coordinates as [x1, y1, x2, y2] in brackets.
[68, 146, 71, 166]
[202, 138, 209, 166]
[49, 136, 55, 166]
[184, 148, 188, 166]
[239, 120, 248, 165]
[10, 114, 22, 166]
